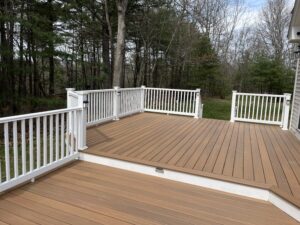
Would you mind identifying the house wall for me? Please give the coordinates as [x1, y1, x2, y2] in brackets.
[290, 59, 300, 140]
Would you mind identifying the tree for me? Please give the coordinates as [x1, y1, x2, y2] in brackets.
[113, 0, 128, 87]
[257, 0, 290, 62]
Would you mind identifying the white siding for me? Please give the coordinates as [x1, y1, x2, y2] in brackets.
[290, 59, 300, 140]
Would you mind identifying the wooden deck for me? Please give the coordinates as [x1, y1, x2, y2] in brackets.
[0, 161, 298, 225]
[86, 113, 300, 207]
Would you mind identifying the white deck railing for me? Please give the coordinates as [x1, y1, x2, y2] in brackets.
[230, 91, 291, 130]
[144, 87, 202, 118]
[72, 87, 144, 127]
[76, 89, 115, 126]
[0, 107, 82, 192]
[0, 86, 201, 193]
[69, 86, 202, 128]
[118, 87, 144, 117]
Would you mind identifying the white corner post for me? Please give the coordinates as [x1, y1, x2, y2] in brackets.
[66, 88, 76, 108]
[66, 88, 87, 151]
[113, 86, 120, 120]
[230, 90, 237, 122]
[77, 92, 88, 150]
[140, 85, 146, 112]
[194, 88, 201, 119]
[282, 93, 292, 131]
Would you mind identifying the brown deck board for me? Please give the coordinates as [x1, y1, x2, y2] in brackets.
[243, 123, 254, 181]
[249, 124, 265, 183]
[260, 125, 292, 195]
[142, 119, 195, 161]
[0, 161, 298, 225]
[222, 122, 239, 176]
[211, 122, 234, 174]
[86, 113, 300, 208]
[202, 122, 231, 172]
[175, 119, 213, 167]
[184, 120, 221, 168]
[233, 122, 245, 179]
[193, 121, 227, 170]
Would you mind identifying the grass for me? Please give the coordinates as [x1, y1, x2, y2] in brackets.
[202, 97, 232, 121]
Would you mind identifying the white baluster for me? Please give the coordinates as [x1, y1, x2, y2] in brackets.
[4, 123, 10, 181]
[29, 118, 33, 171]
[55, 114, 59, 160]
[43, 116, 48, 165]
[36, 118, 40, 168]
[13, 121, 18, 178]
[61, 113, 65, 158]
[21, 120, 26, 174]
[49, 115, 53, 163]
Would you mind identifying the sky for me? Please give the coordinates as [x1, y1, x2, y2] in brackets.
[245, 0, 266, 9]
[240, 0, 295, 26]
[244, 0, 294, 10]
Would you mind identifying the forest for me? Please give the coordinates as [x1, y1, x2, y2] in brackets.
[0, 0, 297, 115]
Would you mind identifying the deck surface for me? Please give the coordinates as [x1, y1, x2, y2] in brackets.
[0, 161, 298, 225]
[86, 113, 300, 207]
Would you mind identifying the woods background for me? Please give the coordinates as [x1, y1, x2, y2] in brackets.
[0, 0, 297, 115]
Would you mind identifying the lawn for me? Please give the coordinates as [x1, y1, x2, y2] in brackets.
[202, 97, 231, 121]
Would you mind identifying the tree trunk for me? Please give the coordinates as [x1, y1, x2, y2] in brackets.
[48, 0, 55, 95]
[8, 18, 15, 100]
[0, 0, 8, 100]
[18, 3, 25, 96]
[112, 0, 128, 87]
[103, 0, 114, 87]
[133, 39, 141, 87]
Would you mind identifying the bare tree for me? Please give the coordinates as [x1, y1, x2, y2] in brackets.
[113, 0, 128, 87]
[192, 0, 245, 63]
[257, 0, 290, 61]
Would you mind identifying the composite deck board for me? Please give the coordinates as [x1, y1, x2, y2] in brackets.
[86, 113, 300, 207]
[0, 161, 298, 225]
[248, 124, 265, 183]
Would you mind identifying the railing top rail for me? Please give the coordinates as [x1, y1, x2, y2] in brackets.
[0, 107, 82, 124]
[75, 89, 115, 94]
[69, 91, 79, 97]
[235, 92, 285, 98]
[145, 87, 198, 92]
[118, 87, 143, 91]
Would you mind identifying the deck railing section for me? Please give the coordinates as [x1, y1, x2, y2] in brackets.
[230, 91, 291, 130]
[70, 87, 202, 128]
[0, 107, 82, 192]
[72, 88, 144, 127]
[144, 87, 202, 118]
[77, 89, 115, 125]
[118, 87, 144, 118]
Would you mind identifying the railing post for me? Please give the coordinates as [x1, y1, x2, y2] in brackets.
[230, 90, 237, 122]
[282, 93, 292, 130]
[113, 86, 120, 120]
[141, 85, 146, 112]
[194, 88, 201, 119]
[77, 92, 88, 150]
[66, 88, 87, 151]
[66, 88, 76, 108]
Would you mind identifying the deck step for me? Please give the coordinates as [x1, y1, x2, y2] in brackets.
[79, 152, 300, 222]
